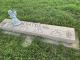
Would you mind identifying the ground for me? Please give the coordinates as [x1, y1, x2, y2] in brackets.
[0, 0, 80, 60]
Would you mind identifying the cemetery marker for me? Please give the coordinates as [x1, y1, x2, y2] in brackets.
[0, 10, 79, 49]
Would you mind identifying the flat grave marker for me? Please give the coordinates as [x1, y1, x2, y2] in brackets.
[0, 19, 79, 49]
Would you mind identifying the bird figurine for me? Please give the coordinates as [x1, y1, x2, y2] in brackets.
[8, 9, 21, 26]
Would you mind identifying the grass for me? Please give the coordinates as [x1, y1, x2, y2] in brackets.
[0, 0, 80, 60]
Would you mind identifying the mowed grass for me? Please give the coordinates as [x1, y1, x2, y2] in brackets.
[0, 0, 80, 60]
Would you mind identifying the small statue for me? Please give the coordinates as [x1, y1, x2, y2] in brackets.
[8, 9, 21, 26]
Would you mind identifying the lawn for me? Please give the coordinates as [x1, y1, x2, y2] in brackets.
[0, 0, 80, 60]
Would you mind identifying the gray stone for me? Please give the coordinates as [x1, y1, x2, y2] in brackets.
[41, 36, 79, 49]
[0, 19, 79, 48]
[2, 30, 21, 36]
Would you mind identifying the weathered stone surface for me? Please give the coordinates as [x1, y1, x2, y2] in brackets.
[0, 19, 76, 44]
[41, 36, 79, 49]
[2, 30, 21, 36]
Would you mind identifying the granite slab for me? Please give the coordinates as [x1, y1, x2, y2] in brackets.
[0, 19, 76, 44]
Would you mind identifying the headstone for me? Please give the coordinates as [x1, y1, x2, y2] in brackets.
[0, 19, 79, 49]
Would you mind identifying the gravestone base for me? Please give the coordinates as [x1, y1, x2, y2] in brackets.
[41, 37, 79, 49]
[0, 19, 79, 49]
[2, 30, 79, 49]
[2, 30, 21, 36]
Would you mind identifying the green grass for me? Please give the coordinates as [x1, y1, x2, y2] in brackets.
[0, 0, 80, 60]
